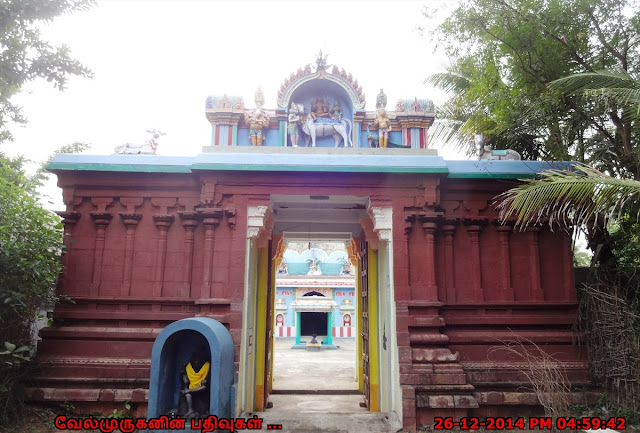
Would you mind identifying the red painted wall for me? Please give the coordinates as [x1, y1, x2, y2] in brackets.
[29, 169, 588, 428]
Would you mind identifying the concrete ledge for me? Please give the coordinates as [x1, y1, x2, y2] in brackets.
[202, 145, 439, 156]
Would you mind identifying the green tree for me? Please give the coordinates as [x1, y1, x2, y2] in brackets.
[0, 143, 89, 425]
[427, 0, 640, 177]
[0, 162, 63, 424]
[498, 67, 640, 263]
[0, 0, 94, 143]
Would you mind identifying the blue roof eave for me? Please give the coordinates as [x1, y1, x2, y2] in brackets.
[46, 153, 578, 178]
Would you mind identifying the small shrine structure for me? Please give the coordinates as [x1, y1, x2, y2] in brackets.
[31, 53, 589, 431]
[205, 52, 434, 149]
[274, 247, 356, 343]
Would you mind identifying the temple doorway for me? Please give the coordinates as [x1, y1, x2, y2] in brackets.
[244, 194, 395, 416]
[265, 195, 374, 413]
[300, 312, 328, 336]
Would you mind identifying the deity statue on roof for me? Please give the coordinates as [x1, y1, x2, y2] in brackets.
[243, 88, 270, 146]
[288, 102, 302, 147]
[376, 89, 387, 109]
[370, 108, 392, 148]
[311, 96, 330, 121]
[244, 107, 269, 146]
[330, 100, 343, 121]
[254, 87, 265, 108]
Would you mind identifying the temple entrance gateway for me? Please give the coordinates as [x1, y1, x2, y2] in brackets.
[240, 193, 395, 416]
[36, 52, 588, 432]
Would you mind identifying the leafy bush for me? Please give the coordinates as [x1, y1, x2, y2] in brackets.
[0, 174, 63, 425]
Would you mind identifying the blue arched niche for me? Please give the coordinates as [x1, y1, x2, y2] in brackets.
[147, 317, 234, 421]
[289, 79, 353, 148]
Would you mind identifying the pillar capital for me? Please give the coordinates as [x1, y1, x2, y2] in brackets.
[178, 211, 199, 230]
[119, 213, 142, 227]
[464, 218, 487, 229]
[441, 222, 457, 233]
[422, 221, 438, 232]
[495, 224, 514, 233]
[152, 214, 175, 230]
[57, 211, 81, 226]
[90, 212, 112, 226]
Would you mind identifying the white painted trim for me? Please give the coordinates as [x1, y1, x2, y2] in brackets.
[368, 204, 393, 242]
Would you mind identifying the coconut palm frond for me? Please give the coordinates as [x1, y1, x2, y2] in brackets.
[497, 165, 640, 230]
[585, 88, 640, 118]
[426, 71, 471, 94]
[549, 70, 637, 95]
[428, 118, 468, 149]
[429, 110, 497, 151]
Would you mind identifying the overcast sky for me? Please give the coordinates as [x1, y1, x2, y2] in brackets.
[4, 0, 466, 197]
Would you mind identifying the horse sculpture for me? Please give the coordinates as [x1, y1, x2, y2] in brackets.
[297, 103, 352, 148]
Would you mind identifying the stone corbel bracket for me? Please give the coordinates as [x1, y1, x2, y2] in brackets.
[367, 202, 393, 244]
[246, 205, 273, 247]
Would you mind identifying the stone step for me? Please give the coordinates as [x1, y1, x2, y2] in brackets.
[254, 411, 402, 433]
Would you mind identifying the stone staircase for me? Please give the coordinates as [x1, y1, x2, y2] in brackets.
[255, 411, 402, 433]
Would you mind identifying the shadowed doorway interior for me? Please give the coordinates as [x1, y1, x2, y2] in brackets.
[300, 312, 328, 337]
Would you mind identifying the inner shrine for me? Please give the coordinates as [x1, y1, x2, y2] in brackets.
[30, 53, 589, 431]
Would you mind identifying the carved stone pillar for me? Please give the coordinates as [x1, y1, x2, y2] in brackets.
[441, 223, 456, 303]
[527, 227, 544, 301]
[57, 211, 80, 260]
[57, 211, 81, 291]
[120, 214, 142, 296]
[179, 212, 199, 297]
[396, 214, 413, 300]
[89, 213, 112, 296]
[200, 211, 222, 299]
[152, 215, 175, 297]
[465, 222, 484, 302]
[496, 224, 514, 301]
[420, 220, 438, 302]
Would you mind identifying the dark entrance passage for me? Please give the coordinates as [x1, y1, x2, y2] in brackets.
[300, 312, 328, 336]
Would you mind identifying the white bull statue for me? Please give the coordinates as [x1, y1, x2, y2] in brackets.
[299, 112, 352, 148]
[114, 130, 164, 155]
[475, 133, 521, 160]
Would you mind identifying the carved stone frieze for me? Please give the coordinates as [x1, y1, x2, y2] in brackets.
[119, 197, 144, 214]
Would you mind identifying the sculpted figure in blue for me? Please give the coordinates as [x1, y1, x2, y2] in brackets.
[311, 96, 330, 121]
[330, 100, 342, 121]
[288, 102, 302, 147]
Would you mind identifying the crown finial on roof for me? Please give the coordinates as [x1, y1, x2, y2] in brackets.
[316, 50, 329, 71]
[376, 89, 387, 109]
[254, 86, 265, 108]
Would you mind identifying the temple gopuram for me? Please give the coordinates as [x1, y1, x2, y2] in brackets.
[32, 54, 589, 430]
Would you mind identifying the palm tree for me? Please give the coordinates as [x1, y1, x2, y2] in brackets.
[549, 70, 640, 180]
[497, 164, 640, 230]
[499, 70, 640, 232]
